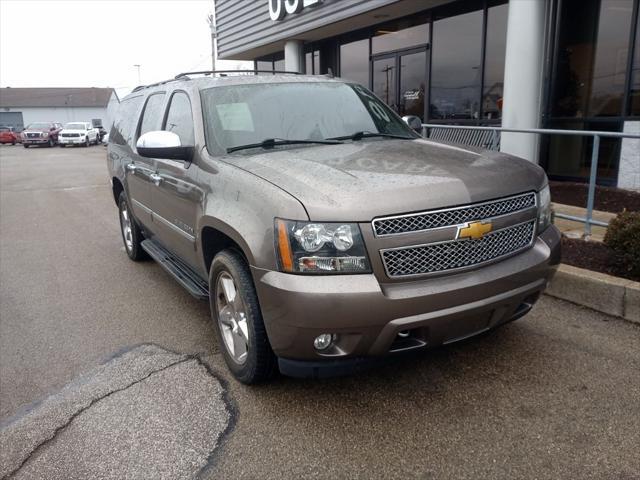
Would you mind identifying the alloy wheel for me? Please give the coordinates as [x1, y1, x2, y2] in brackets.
[215, 271, 249, 364]
[120, 204, 133, 252]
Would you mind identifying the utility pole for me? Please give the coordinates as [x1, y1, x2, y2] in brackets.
[207, 14, 217, 72]
[133, 64, 141, 84]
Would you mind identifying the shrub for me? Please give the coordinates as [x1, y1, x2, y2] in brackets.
[604, 210, 640, 278]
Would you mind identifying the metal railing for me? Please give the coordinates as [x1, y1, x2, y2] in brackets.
[421, 124, 640, 237]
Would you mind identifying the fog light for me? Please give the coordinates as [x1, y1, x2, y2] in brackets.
[313, 334, 334, 351]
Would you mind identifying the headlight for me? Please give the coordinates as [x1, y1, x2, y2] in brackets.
[275, 219, 371, 274]
[537, 185, 552, 232]
[42, 132, 49, 137]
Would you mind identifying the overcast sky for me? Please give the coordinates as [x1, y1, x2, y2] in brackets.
[0, 0, 250, 97]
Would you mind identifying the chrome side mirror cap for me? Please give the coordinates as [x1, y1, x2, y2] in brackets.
[137, 130, 181, 149]
[136, 131, 193, 162]
[402, 115, 423, 133]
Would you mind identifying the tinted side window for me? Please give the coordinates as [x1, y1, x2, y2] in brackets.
[110, 95, 143, 146]
[163, 92, 195, 145]
[138, 93, 166, 138]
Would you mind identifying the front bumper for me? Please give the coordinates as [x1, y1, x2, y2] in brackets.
[59, 137, 85, 145]
[23, 137, 50, 145]
[253, 225, 561, 374]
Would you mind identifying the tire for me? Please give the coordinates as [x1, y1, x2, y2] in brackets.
[118, 191, 147, 261]
[209, 250, 277, 384]
[11, 141, 15, 146]
[60, 144, 65, 148]
[23, 144, 29, 148]
[82, 136, 89, 147]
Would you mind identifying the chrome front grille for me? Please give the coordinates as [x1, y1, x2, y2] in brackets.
[372, 192, 536, 236]
[61, 133, 80, 137]
[381, 221, 536, 277]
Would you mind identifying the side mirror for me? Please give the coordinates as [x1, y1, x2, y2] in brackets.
[136, 131, 193, 162]
[402, 115, 423, 133]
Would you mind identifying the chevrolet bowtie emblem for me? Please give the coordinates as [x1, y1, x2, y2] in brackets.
[457, 221, 492, 240]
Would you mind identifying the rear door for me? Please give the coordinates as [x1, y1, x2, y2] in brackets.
[125, 92, 166, 227]
[149, 90, 202, 269]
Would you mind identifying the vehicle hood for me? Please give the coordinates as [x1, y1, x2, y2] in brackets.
[23, 129, 49, 133]
[60, 129, 88, 134]
[222, 139, 547, 221]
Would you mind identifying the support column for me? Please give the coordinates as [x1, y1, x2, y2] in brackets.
[284, 40, 305, 73]
[500, 0, 548, 163]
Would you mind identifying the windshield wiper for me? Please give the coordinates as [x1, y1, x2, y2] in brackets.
[227, 138, 343, 153]
[328, 131, 416, 141]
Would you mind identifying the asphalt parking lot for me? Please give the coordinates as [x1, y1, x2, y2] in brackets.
[1, 144, 639, 479]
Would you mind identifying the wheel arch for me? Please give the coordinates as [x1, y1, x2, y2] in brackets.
[112, 177, 124, 206]
[200, 219, 255, 274]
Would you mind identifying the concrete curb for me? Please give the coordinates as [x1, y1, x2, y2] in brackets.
[546, 264, 639, 324]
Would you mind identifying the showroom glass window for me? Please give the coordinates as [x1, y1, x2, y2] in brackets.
[430, 9, 483, 120]
[371, 17, 429, 54]
[551, 0, 634, 117]
[546, 0, 638, 184]
[340, 39, 369, 86]
[482, 2, 509, 120]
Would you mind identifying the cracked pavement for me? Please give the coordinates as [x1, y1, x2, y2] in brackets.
[0, 345, 231, 479]
[1, 145, 639, 479]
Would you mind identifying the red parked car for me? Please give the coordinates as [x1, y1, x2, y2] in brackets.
[0, 126, 19, 145]
[22, 122, 63, 148]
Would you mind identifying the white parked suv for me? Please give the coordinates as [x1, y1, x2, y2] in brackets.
[59, 122, 99, 147]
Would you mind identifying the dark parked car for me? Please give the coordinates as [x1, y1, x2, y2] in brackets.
[107, 71, 560, 384]
[22, 122, 62, 147]
[0, 126, 19, 145]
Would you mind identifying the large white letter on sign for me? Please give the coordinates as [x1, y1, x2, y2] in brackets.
[269, 0, 285, 20]
[284, 0, 302, 15]
[270, 0, 322, 21]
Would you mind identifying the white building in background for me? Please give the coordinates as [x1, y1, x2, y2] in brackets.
[0, 87, 119, 131]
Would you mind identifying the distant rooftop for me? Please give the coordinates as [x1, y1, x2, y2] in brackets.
[0, 87, 115, 108]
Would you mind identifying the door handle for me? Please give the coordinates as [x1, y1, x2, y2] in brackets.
[150, 173, 163, 186]
[126, 163, 137, 173]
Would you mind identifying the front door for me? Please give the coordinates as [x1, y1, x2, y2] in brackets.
[126, 92, 166, 228]
[149, 91, 202, 270]
[372, 47, 428, 122]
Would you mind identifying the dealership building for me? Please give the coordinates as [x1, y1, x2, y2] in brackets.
[214, 0, 640, 189]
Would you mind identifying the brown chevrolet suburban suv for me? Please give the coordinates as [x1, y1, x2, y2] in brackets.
[107, 71, 560, 384]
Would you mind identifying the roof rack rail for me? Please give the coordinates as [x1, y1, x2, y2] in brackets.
[174, 69, 302, 79]
[131, 77, 181, 93]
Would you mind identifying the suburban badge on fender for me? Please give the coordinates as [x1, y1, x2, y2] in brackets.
[456, 221, 493, 240]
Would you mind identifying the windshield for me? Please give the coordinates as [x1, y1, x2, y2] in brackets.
[201, 82, 418, 154]
[26, 123, 51, 130]
[64, 123, 87, 130]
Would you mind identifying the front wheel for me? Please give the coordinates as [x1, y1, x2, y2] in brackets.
[23, 144, 29, 148]
[209, 250, 277, 384]
[118, 192, 147, 261]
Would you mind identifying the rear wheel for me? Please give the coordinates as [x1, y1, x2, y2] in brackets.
[118, 191, 147, 261]
[209, 250, 277, 384]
